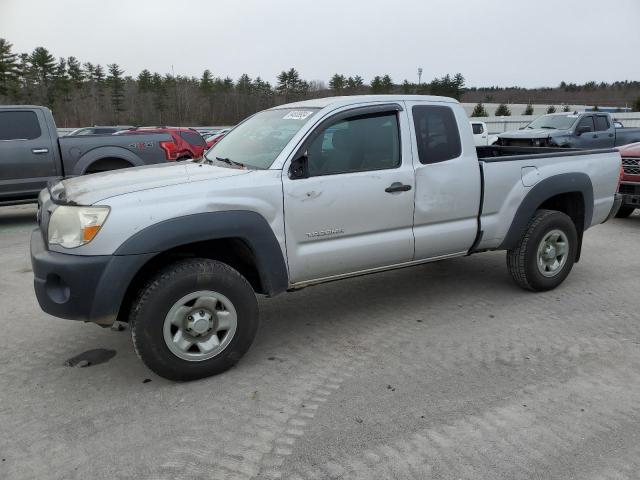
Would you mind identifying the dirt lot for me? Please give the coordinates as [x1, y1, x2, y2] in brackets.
[1, 204, 639, 480]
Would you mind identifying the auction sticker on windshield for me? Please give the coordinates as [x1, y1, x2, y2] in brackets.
[283, 110, 315, 120]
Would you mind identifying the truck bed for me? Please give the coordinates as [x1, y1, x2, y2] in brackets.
[476, 145, 617, 161]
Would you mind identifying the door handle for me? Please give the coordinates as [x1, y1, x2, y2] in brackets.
[608, 133, 614, 138]
[385, 182, 412, 193]
[32, 148, 49, 154]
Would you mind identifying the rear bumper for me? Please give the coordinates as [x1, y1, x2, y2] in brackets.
[604, 194, 623, 222]
[30, 229, 154, 326]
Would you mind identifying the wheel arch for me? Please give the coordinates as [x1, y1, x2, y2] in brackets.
[499, 173, 594, 256]
[73, 146, 144, 175]
[114, 211, 289, 322]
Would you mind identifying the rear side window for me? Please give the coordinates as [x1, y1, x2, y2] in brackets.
[595, 116, 610, 131]
[180, 131, 206, 147]
[412, 105, 461, 164]
[0, 111, 42, 140]
[577, 116, 595, 132]
[472, 123, 484, 134]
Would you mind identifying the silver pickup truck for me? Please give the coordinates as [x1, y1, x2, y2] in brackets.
[30, 95, 623, 381]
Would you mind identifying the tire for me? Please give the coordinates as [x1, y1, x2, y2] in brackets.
[506, 209, 578, 292]
[130, 258, 258, 381]
[615, 206, 636, 218]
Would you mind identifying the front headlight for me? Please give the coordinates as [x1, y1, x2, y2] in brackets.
[48, 206, 110, 249]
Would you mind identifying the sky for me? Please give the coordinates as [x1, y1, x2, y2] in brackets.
[1, 0, 639, 88]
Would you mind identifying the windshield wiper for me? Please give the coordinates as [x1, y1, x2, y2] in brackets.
[216, 156, 246, 168]
[539, 126, 556, 129]
[201, 156, 247, 169]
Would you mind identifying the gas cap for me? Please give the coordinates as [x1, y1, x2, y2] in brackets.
[521, 166, 541, 187]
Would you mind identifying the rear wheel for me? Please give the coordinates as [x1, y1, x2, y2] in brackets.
[130, 258, 258, 381]
[507, 209, 578, 292]
[615, 206, 636, 218]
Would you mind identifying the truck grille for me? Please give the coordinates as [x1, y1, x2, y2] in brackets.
[622, 157, 640, 176]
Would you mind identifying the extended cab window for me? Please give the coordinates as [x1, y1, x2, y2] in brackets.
[577, 116, 595, 133]
[595, 116, 610, 131]
[307, 112, 400, 176]
[412, 105, 461, 164]
[472, 123, 484, 134]
[0, 111, 41, 140]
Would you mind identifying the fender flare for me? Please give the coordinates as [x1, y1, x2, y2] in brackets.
[73, 146, 144, 175]
[115, 210, 289, 296]
[499, 172, 594, 251]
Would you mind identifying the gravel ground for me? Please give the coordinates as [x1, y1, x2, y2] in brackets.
[0, 204, 639, 480]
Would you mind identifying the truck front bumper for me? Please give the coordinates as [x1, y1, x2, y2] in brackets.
[30, 229, 154, 326]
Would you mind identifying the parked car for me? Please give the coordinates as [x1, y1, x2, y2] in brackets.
[470, 121, 498, 146]
[205, 128, 230, 149]
[497, 112, 640, 148]
[116, 127, 207, 160]
[31, 95, 622, 380]
[66, 125, 133, 136]
[615, 142, 640, 217]
[0, 106, 180, 206]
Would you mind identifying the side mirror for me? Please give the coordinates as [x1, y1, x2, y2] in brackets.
[289, 154, 309, 180]
[576, 126, 591, 136]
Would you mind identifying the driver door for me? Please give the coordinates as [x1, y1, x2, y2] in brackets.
[282, 104, 415, 284]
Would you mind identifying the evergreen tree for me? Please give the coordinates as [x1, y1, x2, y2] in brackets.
[151, 73, 166, 122]
[523, 104, 534, 115]
[329, 73, 346, 93]
[53, 57, 71, 104]
[0, 38, 18, 97]
[137, 69, 153, 92]
[345, 75, 364, 93]
[471, 102, 488, 117]
[495, 104, 511, 116]
[546, 105, 557, 114]
[276, 68, 306, 98]
[401, 80, 413, 94]
[66, 56, 84, 89]
[563, 105, 571, 112]
[253, 77, 271, 95]
[107, 63, 125, 121]
[380, 74, 393, 93]
[236, 74, 252, 94]
[370, 76, 383, 93]
[29, 47, 56, 104]
[634, 97, 640, 112]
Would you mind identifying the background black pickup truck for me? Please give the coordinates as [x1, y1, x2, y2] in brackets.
[0, 105, 175, 205]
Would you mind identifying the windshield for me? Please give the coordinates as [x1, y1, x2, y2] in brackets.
[205, 108, 320, 169]
[526, 114, 579, 130]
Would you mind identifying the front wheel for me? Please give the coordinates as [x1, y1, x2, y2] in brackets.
[507, 210, 578, 292]
[615, 206, 636, 218]
[130, 259, 259, 381]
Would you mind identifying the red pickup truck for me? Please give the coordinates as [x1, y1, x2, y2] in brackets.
[616, 142, 640, 218]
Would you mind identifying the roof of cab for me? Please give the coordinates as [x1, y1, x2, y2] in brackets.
[272, 94, 459, 110]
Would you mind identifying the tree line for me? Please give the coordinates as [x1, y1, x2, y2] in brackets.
[0, 38, 467, 126]
[1, 37, 639, 127]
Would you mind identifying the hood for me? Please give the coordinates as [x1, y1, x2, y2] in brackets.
[57, 161, 251, 205]
[499, 128, 569, 139]
[618, 142, 640, 157]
